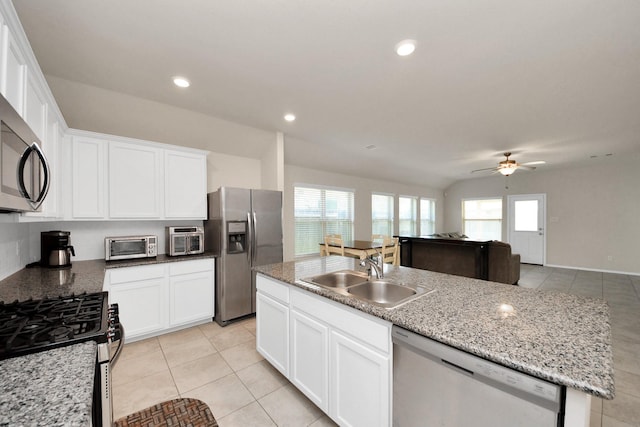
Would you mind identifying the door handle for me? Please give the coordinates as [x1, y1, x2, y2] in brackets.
[17, 142, 50, 210]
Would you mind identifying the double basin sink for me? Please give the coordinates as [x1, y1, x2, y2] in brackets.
[302, 270, 434, 309]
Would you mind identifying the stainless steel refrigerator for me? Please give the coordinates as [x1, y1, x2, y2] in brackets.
[205, 187, 283, 326]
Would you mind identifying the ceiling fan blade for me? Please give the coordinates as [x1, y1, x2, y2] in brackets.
[518, 165, 536, 170]
[521, 160, 546, 166]
[471, 167, 498, 173]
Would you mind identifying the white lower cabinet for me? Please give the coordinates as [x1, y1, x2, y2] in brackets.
[256, 280, 290, 377]
[331, 330, 390, 426]
[256, 274, 391, 427]
[105, 259, 215, 341]
[169, 261, 215, 327]
[108, 266, 166, 338]
[291, 309, 329, 412]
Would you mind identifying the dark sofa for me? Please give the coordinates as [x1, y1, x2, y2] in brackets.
[398, 236, 521, 285]
[487, 240, 521, 285]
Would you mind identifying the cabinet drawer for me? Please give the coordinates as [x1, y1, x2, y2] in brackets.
[257, 274, 290, 304]
[291, 288, 391, 354]
[108, 264, 166, 284]
[169, 258, 213, 276]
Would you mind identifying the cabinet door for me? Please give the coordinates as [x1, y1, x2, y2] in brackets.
[72, 137, 107, 218]
[109, 142, 162, 218]
[290, 309, 329, 412]
[108, 277, 166, 339]
[330, 331, 390, 427]
[24, 73, 46, 141]
[164, 150, 207, 219]
[256, 291, 289, 376]
[169, 270, 214, 327]
[1, 29, 26, 114]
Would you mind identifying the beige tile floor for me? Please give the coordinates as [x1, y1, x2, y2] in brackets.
[112, 316, 336, 426]
[113, 265, 640, 426]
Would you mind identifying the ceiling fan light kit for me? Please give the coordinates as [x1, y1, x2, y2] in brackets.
[499, 165, 517, 176]
[472, 152, 545, 176]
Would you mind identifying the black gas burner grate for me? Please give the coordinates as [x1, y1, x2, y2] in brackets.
[0, 292, 107, 359]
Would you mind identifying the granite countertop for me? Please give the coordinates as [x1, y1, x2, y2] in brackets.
[0, 341, 97, 426]
[0, 252, 217, 303]
[254, 256, 615, 399]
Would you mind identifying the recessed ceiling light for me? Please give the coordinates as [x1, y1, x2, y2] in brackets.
[395, 39, 416, 56]
[284, 113, 296, 122]
[173, 76, 190, 88]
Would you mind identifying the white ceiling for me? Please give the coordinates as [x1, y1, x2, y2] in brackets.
[13, 0, 640, 189]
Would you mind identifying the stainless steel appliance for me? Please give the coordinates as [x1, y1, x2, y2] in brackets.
[0, 92, 50, 212]
[205, 187, 283, 326]
[392, 326, 564, 427]
[105, 235, 157, 261]
[41, 230, 75, 268]
[167, 226, 204, 256]
[0, 292, 124, 427]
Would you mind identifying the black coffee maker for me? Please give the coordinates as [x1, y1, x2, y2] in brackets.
[41, 231, 75, 268]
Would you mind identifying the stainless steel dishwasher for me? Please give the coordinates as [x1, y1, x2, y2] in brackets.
[392, 326, 565, 427]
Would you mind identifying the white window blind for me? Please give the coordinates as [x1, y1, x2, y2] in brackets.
[372, 193, 394, 236]
[399, 196, 417, 236]
[420, 198, 436, 235]
[462, 198, 502, 240]
[294, 185, 354, 256]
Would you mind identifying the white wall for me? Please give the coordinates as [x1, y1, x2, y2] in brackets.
[45, 76, 276, 159]
[0, 218, 32, 280]
[443, 156, 640, 274]
[261, 132, 285, 191]
[0, 218, 202, 281]
[28, 220, 203, 263]
[284, 165, 444, 261]
[207, 152, 262, 192]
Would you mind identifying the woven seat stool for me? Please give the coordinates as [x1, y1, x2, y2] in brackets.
[114, 397, 218, 427]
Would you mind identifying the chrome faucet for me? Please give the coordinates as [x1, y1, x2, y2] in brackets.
[361, 251, 384, 279]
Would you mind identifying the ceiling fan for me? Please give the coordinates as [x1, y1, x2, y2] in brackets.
[471, 152, 545, 176]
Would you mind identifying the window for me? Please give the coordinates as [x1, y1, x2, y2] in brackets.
[462, 198, 502, 240]
[399, 196, 417, 236]
[294, 185, 354, 256]
[420, 198, 436, 235]
[372, 193, 394, 236]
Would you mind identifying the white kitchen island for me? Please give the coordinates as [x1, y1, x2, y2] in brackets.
[254, 256, 614, 427]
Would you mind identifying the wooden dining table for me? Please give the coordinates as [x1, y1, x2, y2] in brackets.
[319, 239, 384, 259]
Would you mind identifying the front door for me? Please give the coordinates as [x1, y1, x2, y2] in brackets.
[507, 194, 546, 265]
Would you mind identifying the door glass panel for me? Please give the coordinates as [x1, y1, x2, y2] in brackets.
[173, 236, 186, 252]
[514, 200, 538, 231]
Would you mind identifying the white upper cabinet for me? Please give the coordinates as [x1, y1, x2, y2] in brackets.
[69, 131, 207, 220]
[72, 136, 107, 219]
[1, 28, 26, 114]
[24, 73, 47, 141]
[164, 149, 207, 219]
[109, 142, 162, 219]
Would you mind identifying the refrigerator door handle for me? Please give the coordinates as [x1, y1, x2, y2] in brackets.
[252, 211, 258, 265]
[247, 212, 253, 264]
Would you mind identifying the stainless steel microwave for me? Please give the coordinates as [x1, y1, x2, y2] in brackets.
[105, 235, 157, 261]
[0, 93, 50, 212]
[167, 226, 204, 256]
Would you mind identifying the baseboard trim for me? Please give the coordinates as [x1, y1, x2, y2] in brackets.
[543, 263, 640, 277]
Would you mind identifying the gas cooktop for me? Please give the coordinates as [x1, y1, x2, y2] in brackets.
[0, 292, 109, 360]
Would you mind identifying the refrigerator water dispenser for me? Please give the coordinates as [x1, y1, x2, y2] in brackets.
[227, 221, 247, 254]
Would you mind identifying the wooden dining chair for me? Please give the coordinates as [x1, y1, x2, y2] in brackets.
[371, 234, 389, 242]
[381, 237, 400, 266]
[324, 235, 345, 256]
